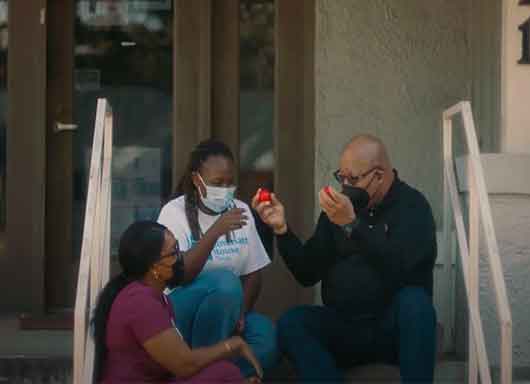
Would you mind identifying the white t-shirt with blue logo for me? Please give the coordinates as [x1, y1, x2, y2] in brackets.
[157, 196, 271, 277]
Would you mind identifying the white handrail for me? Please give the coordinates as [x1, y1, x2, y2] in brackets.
[442, 101, 512, 384]
[73, 99, 113, 384]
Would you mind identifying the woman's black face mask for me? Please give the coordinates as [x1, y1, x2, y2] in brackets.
[166, 259, 183, 289]
[161, 243, 184, 289]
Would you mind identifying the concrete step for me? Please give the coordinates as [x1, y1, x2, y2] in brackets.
[266, 358, 466, 383]
[0, 311, 528, 384]
[346, 362, 530, 384]
[0, 357, 71, 384]
[346, 361, 465, 383]
[0, 316, 73, 384]
[2, 356, 530, 384]
[0, 317, 72, 358]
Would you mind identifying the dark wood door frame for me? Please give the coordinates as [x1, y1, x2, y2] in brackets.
[172, 0, 212, 190]
[256, 0, 316, 318]
[277, 0, 316, 309]
[0, 0, 47, 315]
[212, 0, 240, 174]
[45, 0, 75, 310]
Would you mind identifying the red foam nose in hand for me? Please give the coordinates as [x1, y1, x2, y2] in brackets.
[324, 186, 333, 198]
[257, 189, 272, 203]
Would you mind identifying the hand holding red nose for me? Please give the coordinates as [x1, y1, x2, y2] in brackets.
[319, 185, 356, 226]
[252, 188, 287, 235]
[324, 185, 333, 198]
[257, 188, 272, 203]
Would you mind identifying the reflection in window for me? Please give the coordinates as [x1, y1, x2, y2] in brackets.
[0, 0, 7, 259]
[239, 0, 274, 253]
[240, 0, 274, 175]
[73, 0, 173, 256]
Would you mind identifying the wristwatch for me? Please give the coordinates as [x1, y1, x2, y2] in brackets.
[341, 217, 359, 238]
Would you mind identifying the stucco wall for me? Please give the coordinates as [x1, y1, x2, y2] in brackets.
[315, 0, 500, 225]
[502, 0, 530, 153]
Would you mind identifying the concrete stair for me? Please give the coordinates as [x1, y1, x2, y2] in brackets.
[0, 355, 466, 384]
[346, 361, 465, 383]
[0, 357, 71, 384]
[3, 356, 530, 383]
[0, 316, 72, 384]
[265, 359, 467, 383]
[267, 359, 530, 383]
[1, 315, 529, 383]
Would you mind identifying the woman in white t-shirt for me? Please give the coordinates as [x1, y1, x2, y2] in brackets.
[158, 140, 277, 379]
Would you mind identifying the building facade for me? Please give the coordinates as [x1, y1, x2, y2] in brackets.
[0, 0, 529, 368]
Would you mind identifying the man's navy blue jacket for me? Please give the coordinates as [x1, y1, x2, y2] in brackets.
[277, 172, 437, 318]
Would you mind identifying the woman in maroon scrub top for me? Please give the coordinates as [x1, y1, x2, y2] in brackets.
[92, 221, 262, 383]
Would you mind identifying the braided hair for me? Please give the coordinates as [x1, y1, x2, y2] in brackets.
[174, 139, 235, 243]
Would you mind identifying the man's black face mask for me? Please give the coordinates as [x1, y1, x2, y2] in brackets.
[342, 185, 369, 211]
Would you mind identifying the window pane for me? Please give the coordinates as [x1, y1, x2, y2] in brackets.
[239, 0, 274, 252]
[239, 0, 274, 194]
[74, 0, 173, 256]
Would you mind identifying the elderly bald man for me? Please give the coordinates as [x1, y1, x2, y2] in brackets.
[252, 135, 437, 383]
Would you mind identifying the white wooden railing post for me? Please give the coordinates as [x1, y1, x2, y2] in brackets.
[442, 103, 454, 358]
[74, 99, 113, 384]
[445, 157, 492, 384]
[442, 101, 512, 384]
[462, 103, 512, 384]
[468, 152, 479, 384]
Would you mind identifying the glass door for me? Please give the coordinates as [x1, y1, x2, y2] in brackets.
[47, 0, 174, 310]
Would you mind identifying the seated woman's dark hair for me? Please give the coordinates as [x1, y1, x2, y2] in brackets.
[91, 221, 167, 382]
[175, 139, 235, 242]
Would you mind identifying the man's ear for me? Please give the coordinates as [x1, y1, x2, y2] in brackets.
[375, 168, 385, 181]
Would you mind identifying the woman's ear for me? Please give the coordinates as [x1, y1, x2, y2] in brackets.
[191, 172, 205, 197]
[191, 172, 199, 188]
[150, 265, 161, 281]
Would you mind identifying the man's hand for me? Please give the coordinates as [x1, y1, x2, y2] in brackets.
[251, 190, 287, 235]
[319, 186, 357, 226]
